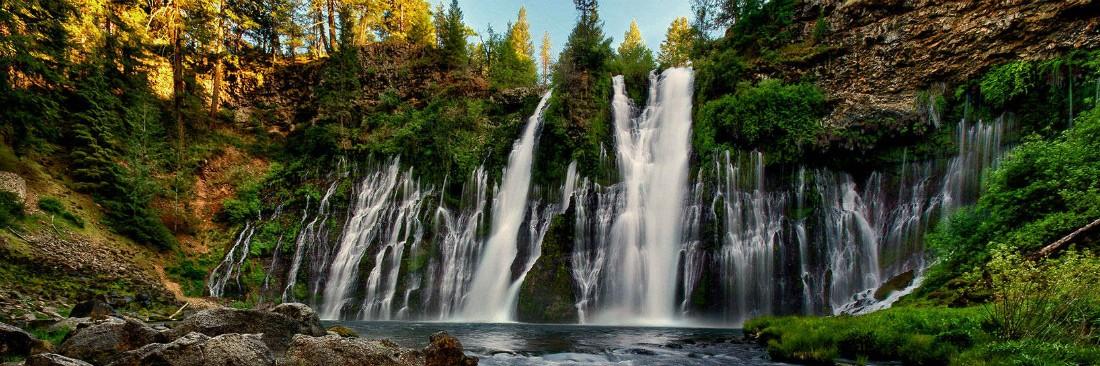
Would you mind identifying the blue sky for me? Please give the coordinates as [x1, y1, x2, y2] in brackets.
[442, 0, 694, 59]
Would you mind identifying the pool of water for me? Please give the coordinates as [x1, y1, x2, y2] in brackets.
[328, 321, 790, 365]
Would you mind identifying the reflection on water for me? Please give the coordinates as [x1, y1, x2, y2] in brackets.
[330, 321, 790, 366]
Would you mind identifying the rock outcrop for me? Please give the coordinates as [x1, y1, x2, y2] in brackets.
[164, 304, 325, 353]
[57, 317, 165, 365]
[108, 333, 274, 366]
[29, 303, 474, 366]
[1, 322, 47, 357]
[25, 353, 93, 366]
[785, 0, 1100, 129]
[285, 335, 423, 366]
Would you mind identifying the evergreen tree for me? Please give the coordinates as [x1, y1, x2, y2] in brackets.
[509, 7, 535, 62]
[540, 32, 553, 86]
[382, 0, 435, 46]
[612, 20, 656, 100]
[658, 16, 694, 68]
[435, 0, 468, 69]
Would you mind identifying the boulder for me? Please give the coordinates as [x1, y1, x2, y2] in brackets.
[0, 172, 26, 205]
[57, 317, 164, 365]
[108, 332, 274, 366]
[269, 303, 325, 337]
[25, 353, 93, 366]
[424, 332, 477, 366]
[68, 300, 114, 320]
[165, 306, 324, 354]
[285, 335, 422, 366]
[0, 322, 47, 358]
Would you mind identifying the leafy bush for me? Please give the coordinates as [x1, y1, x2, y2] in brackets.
[37, 196, 84, 228]
[0, 191, 22, 228]
[696, 79, 826, 163]
[979, 61, 1035, 108]
[984, 248, 1100, 344]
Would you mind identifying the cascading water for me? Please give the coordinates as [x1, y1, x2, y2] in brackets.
[460, 92, 552, 322]
[598, 68, 694, 324]
[233, 65, 1011, 325]
[320, 159, 428, 319]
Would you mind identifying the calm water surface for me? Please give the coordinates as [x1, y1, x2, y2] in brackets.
[330, 321, 791, 366]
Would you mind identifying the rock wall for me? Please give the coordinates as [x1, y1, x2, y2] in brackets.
[788, 0, 1100, 126]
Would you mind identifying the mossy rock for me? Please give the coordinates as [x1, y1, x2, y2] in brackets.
[327, 325, 359, 338]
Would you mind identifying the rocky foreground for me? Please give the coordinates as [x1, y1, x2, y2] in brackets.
[0, 302, 477, 366]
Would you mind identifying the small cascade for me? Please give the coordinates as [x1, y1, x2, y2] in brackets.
[679, 172, 706, 316]
[599, 68, 694, 324]
[425, 167, 490, 319]
[320, 159, 428, 319]
[358, 175, 431, 320]
[282, 180, 340, 302]
[208, 221, 257, 298]
[461, 92, 552, 322]
[714, 151, 786, 324]
[571, 179, 615, 323]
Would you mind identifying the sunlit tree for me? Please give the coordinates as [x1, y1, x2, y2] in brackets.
[658, 16, 694, 68]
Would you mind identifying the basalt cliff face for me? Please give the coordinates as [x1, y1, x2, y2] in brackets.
[784, 0, 1100, 129]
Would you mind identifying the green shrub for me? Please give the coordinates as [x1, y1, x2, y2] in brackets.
[984, 248, 1100, 344]
[37, 196, 84, 228]
[697, 79, 826, 164]
[0, 191, 23, 228]
[980, 61, 1035, 108]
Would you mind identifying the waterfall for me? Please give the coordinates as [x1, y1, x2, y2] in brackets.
[320, 159, 427, 319]
[208, 221, 256, 298]
[426, 167, 489, 319]
[715, 151, 785, 324]
[282, 180, 340, 302]
[599, 68, 694, 324]
[214, 66, 1014, 324]
[460, 92, 552, 322]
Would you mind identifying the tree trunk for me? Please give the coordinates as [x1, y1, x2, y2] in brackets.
[327, 0, 338, 51]
[209, 0, 226, 123]
[316, 1, 329, 57]
[1031, 218, 1100, 260]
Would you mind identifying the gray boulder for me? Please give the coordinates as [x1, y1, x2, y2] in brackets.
[269, 303, 325, 337]
[424, 331, 477, 366]
[57, 317, 164, 365]
[1, 322, 47, 358]
[108, 332, 274, 366]
[68, 300, 114, 320]
[284, 335, 422, 366]
[25, 353, 93, 366]
[165, 306, 324, 354]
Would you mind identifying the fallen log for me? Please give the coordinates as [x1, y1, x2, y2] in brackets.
[1030, 217, 1100, 259]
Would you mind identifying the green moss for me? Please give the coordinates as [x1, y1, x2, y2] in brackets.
[37, 196, 84, 228]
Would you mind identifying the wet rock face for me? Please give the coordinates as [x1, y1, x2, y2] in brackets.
[165, 306, 325, 354]
[1, 322, 47, 357]
[285, 335, 423, 366]
[424, 332, 478, 366]
[25, 353, 93, 366]
[57, 317, 165, 366]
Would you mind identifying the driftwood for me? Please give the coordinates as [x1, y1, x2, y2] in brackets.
[1030, 218, 1100, 259]
[169, 302, 190, 320]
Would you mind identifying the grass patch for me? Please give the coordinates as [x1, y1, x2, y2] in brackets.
[745, 306, 990, 365]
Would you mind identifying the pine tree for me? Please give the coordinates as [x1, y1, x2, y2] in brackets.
[619, 20, 645, 56]
[540, 32, 553, 86]
[658, 16, 694, 68]
[509, 7, 534, 62]
[435, 0, 468, 69]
